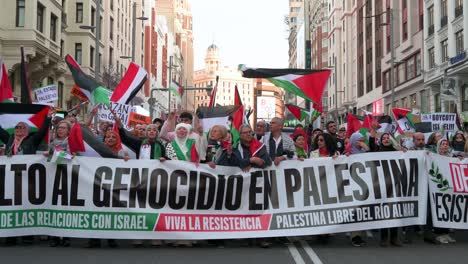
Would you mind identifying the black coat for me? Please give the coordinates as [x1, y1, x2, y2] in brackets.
[118, 127, 166, 159]
[0, 118, 51, 155]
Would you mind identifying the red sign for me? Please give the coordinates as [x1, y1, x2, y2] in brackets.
[450, 163, 468, 193]
[372, 99, 383, 116]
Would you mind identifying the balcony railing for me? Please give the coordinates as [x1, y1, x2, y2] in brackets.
[440, 16, 448, 28]
[455, 6, 463, 18]
[428, 25, 434, 36]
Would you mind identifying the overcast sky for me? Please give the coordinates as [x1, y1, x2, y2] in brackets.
[191, 0, 289, 70]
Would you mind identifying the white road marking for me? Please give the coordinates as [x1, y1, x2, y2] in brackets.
[300, 240, 323, 264]
[287, 243, 306, 264]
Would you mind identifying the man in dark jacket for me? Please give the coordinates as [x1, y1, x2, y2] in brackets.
[326, 121, 345, 154]
[225, 124, 271, 171]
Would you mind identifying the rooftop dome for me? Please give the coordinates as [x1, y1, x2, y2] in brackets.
[207, 43, 218, 50]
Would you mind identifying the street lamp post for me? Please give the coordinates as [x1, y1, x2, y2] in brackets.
[148, 87, 213, 120]
[131, 3, 148, 62]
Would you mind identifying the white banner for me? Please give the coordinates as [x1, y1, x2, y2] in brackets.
[99, 102, 135, 129]
[34, 84, 58, 103]
[426, 153, 468, 229]
[0, 152, 427, 239]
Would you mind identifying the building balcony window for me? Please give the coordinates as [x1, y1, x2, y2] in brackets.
[428, 25, 434, 36]
[455, 6, 463, 18]
[440, 16, 448, 28]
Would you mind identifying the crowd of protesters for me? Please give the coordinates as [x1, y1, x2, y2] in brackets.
[0, 105, 467, 249]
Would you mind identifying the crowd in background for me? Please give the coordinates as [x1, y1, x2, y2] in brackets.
[0, 105, 467, 248]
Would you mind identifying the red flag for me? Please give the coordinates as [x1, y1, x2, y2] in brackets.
[249, 139, 265, 157]
[68, 122, 86, 153]
[0, 59, 14, 103]
[208, 76, 219, 107]
[346, 113, 362, 138]
[234, 84, 242, 106]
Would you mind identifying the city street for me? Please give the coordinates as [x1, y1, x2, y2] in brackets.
[1, 231, 467, 264]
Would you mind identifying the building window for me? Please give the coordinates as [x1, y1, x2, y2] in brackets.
[398, 63, 405, 85]
[60, 39, 64, 57]
[99, 16, 103, 40]
[90, 46, 94, 68]
[416, 52, 421, 76]
[75, 43, 82, 65]
[455, 0, 463, 18]
[91, 7, 95, 33]
[440, 0, 448, 27]
[16, 0, 25, 27]
[37, 2, 45, 33]
[419, 0, 423, 30]
[410, 93, 417, 106]
[76, 3, 83, 23]
[109, 47, 113, 66]
[455, 30, 464, 55]
[50, 14, 58, 41]
[110, 17, 114, 40]
[427, 5, 434, 36]
[110, 0, 114, 10]
[428, 47, 435, 68]
[402, 0, 408, 41]
[402, 97, 408, 108]
[434, 93, 441, 112]
[420, 90, 427, 112]
[407, 56, 415, 80]
[441, 39, 448, 62]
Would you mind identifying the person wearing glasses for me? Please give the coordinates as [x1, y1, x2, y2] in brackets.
[254, 120, 267, 141]
[309, 133, 339, 158]
[0, 107, 55, 246]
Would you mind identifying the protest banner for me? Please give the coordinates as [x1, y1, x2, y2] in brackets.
[98, 102, 135, 129]
[426, 154, 468, 229]
[128, 112, 151, 127]
[33, 84, 58, 103]
[70, 85, 89, 101]
[0, 151, 427, 239]
[421, 113, 458, 132]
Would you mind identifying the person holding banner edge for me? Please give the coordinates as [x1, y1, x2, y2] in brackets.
[0, 107, 55, 246]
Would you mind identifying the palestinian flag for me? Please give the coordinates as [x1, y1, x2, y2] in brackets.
[65, 54, 111, 105]
[286, 104, 309, 121]
[0, 58, 14, 103]
[49, 146, 73, 164]
[20, 47, 32, 104]
[239, 64, 331, 104]
[234, 84, 242, 106]
[392, 108, 416, 134]
[68, 123, 119, 158]
[169, 80, 184, 99]
[0, 102, 50, 136]
[208, 76, 219, 107]
[110, 62, 147, 104]
[196, 105, 240, 133]
[376, 115, 393, 134]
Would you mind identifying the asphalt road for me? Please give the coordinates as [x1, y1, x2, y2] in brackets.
[1, 231, 467, 264]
